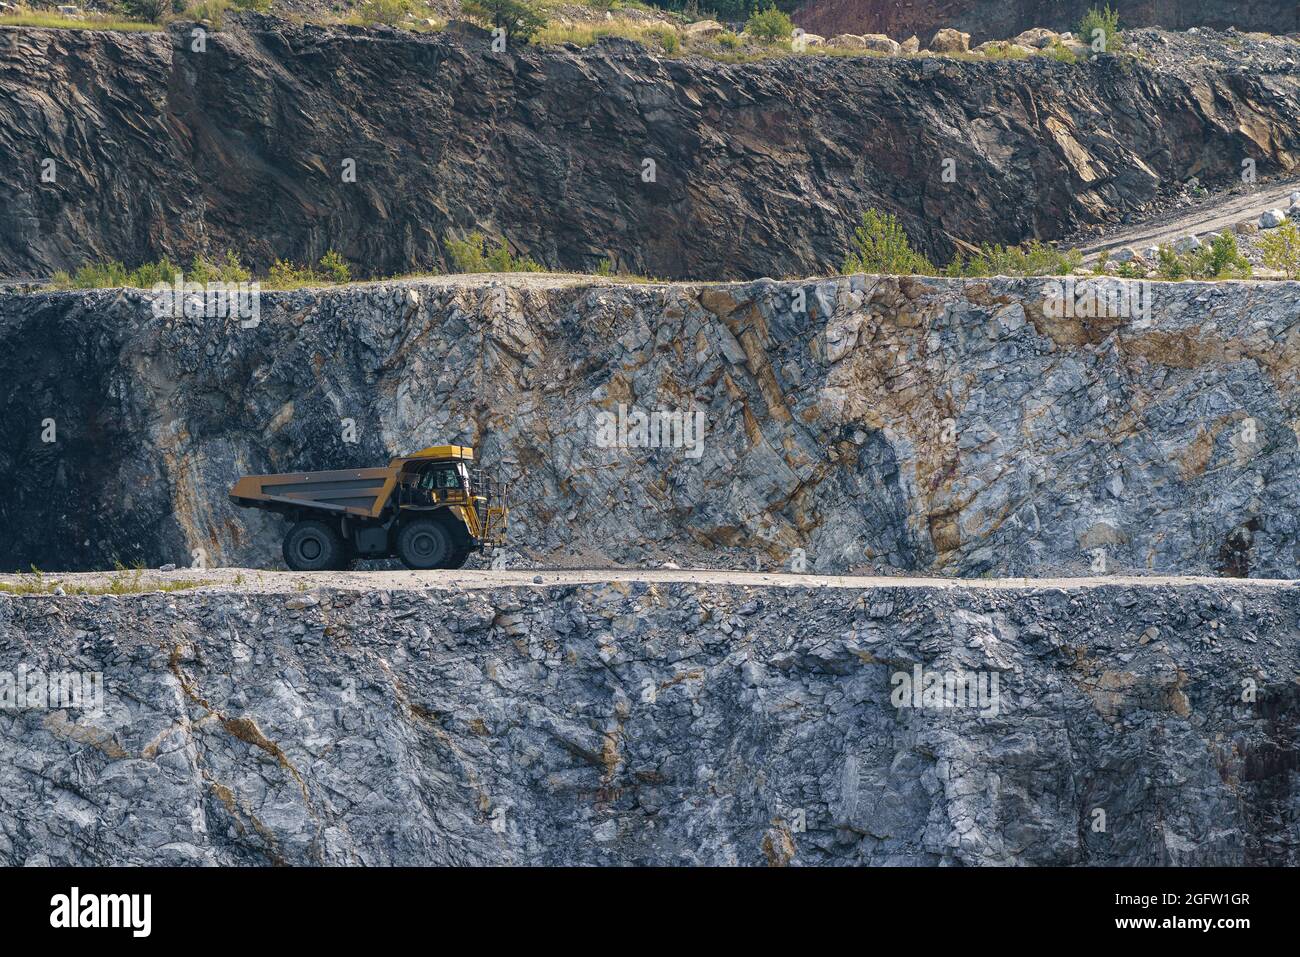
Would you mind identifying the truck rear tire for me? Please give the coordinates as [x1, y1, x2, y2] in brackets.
[396, 518, 454, 570]
[283, 519, 347, 571]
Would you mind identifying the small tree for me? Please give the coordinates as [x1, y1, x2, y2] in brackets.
[1259, 220, 1300, 279]
[318, 249, 352, 283]
[462, 0, 547, 42]
[745, 4, 792, 45]
[1078, 4, 1120, 54]
[841, 209, 934, 276]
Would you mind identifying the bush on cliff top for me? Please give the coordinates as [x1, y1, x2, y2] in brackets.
[1077, 4, 1121, 53]
[47, 250, 351, 291]
[359, 0, 414, 27]
[462, 0, 547, 42]
[1149, 234, 1252, 281]
[1259, 221, 1300, 279]
[445, 232, 544, 273]
[744, 5, 791, 45]
[946, 241, 1082, 278]
[841, 208, 1085, 278]
[841, 209, 934, 276]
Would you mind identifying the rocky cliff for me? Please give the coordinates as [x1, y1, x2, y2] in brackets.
[792, 1, 1300, 46]
[2, 571, 1296, 865]
[2, 20, 1299, 278]
[2, 274, 1297, 578]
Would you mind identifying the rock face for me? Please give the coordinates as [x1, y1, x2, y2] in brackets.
[792, 1, 1299, 46]
[2, 275, 1298, 579]
[2, 574, 1297, 865]
[2, 20, 1299, 278]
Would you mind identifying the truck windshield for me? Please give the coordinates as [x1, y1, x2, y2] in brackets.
[419, 465, 461, 490]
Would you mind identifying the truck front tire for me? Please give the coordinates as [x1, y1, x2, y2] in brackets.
[283, 519, 348, 571]
[395, 518, 455, 570]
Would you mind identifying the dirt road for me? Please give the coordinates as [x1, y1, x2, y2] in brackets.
[1077, 176, 1300, 260]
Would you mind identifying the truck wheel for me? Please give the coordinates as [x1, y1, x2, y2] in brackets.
[283, 519, 347, 572]
[396, 518, 454, 570]
[446, 546, 472, 570]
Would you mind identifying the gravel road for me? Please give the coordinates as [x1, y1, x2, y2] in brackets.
[3, 566, 1295, 595]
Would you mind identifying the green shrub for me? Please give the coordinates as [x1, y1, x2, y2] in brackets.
[653, 27, 680, 53]
[745, 4, 791, 44]
[1189, 232, 1251, 279]
[945, 240, 1082, 277]
[359, 0, 413, 25]
[188, 250, 252, 284]
[48, 257, 184, 290]
[229, 0, 271, 10]
[1154, 234, 1252, 280]
[717, 30, 740, 49]
[47, 250, 349, 290]
[181, 0, 231, 26]
[462, 0, 547, 41]
[1043, 40, 1081, 63]
[318, 249, 352, 283]
[1259, 220, 1300, 279]
[979, 41, 1031, 60]
[115, 0, 170, 21]
[446, 231, 544, 272]
[1077, 4, 1120, 53]
[1155, 245, 1186, 280]
[265, 251, 354, 288]
[841, 209, 934, 275]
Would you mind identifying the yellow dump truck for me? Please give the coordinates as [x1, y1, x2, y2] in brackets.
[229, 445, 508, 570]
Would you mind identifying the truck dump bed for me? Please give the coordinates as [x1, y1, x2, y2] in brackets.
[229, 467, 398, 518]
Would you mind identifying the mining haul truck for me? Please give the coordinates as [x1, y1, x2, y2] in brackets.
[229, 445, 508, 571]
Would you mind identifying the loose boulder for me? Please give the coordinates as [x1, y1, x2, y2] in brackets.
[828, 34, 867, 49]
[1013, 28, 1059, 48]
[861, 34, 901, 54]
[684, 20, 725, 38]
[900, 35, 920, 53]
[929, 28, 971, 53]
[1260, 209, 1288, 229]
